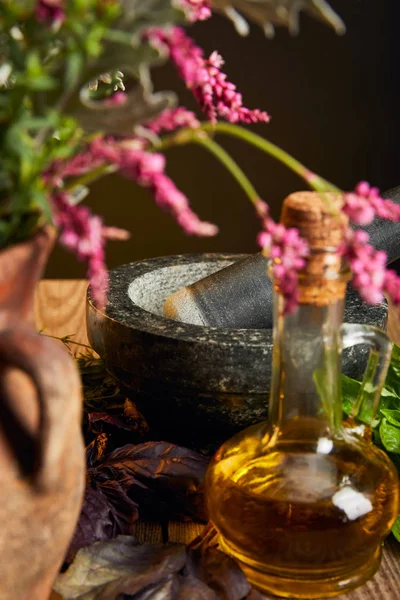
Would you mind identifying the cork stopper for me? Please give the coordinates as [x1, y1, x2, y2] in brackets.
[281, 192, 349, 305]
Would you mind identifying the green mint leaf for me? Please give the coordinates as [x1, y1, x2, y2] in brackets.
[341, 375, 361, 415]
[380, 409, 400, 428]
[379, 418, 400, 454]
[392, 515, 400, 542]
[384, 343, 400, 397]
[31, 188, 52, 222]
[65, 52, 84, 91]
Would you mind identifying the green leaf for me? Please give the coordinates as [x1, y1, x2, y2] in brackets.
[65, 52, 84, 91]
[19, 114, 58, 131]
[378, 387, 400, 409]
[25, 52, 43, 78]
[31, 188, 52, 222]
[16, 72, 57, 91]
[379, 418, 400, 454]
[342, 375, 361, 416]
[385, 343, 400, 397]
[392, 515, 400, 542]
[380, 409, 400, 428]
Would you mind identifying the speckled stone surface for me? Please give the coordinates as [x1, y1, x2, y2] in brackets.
[87, 254, 388, 453]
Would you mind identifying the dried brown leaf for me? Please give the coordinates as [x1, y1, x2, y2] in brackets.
[55, 536, 186, 600]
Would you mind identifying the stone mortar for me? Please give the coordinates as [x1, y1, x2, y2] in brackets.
[87, 254, 388, 454]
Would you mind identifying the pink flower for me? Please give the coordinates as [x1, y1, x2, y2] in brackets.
[342, 229, 389, 305]
[52, 136, 218, 238]
[35, 0, 65, 25]
[176, 0, 212, 21]
[48, 135, 218, 301]
[52, 192, 129, 308]
[256, 199, 309, 314]
[104, 91, 127, 106]
[147, 27, 270, 124]
[343, 181, 400, 225]
[115, 140, 218, 236]
[343, 228, 400, 308]
[384, 269, 400, 306]
[51, 152, 104, 182]
[144, 107, 200, 134]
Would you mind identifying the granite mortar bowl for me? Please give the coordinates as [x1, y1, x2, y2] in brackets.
[87, 253, 388, 454]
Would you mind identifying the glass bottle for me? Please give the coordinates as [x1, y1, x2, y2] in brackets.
[205, 193, 399, 598]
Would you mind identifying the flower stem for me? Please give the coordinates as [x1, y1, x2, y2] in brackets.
[42, 332, 93, 351]
[201, 122, 341, 194]
[193, 136, 260, 204]
[64, 164, 118, 193]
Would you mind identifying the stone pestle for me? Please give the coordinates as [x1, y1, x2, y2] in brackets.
[163, 187, 400, 329]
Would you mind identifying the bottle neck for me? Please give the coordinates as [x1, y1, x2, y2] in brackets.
[268, 290, 345, 440]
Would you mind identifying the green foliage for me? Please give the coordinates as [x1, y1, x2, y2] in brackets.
[342, 343, 400, 539]
[0, 0, 186, 248]
[342, 345, 400, 439]
[393, 516, 400, 542]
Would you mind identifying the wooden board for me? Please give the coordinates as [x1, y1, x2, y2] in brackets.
[38, 281, 399, 600]
[35, 280, 90, 354]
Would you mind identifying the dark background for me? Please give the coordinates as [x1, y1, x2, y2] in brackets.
[46, 0, 400, 278]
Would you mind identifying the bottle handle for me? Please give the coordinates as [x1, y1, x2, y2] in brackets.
[341, 323, 392, 438]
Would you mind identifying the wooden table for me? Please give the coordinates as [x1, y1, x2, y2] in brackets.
[37, 280, 400, 600]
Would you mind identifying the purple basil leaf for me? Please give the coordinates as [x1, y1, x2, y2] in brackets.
[67, 486, 121, 560]
[186, 525, 251, 600]
[67, 481, 139, 561]
[96, 441, 209, 521]
[97, 478, 140, 528]
[55, 536, 186, 600]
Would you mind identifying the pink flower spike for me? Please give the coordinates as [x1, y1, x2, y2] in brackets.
[342, 228, 390, 306]
[254, 198, 269, 218]
[384, 270, 400, 305]
[175, 0, 212, 21]
[104, 91, 127, 106]
[116, 145, 218, 237]
[49, 135, 217, 240]
[344, 181, 400, 224]
[52, 192, 118, 308]
[356, 181, 371, 197]
[144, 107, 200, 135]
[147, 27, 270, 125]
[209, 51, 224, 69]
[256, 203, 309, 314]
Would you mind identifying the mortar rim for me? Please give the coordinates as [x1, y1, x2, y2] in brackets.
[87, 253, 386, 348]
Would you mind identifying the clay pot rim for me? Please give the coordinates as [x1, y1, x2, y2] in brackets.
[87, 253, 385, 349]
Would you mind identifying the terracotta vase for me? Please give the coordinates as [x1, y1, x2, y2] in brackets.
[0, 228, 85, 599]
